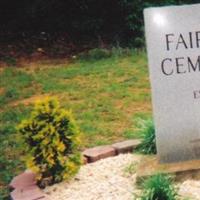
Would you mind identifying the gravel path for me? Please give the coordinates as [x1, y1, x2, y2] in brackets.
[44, 153, 200, 200]
[178, 180, 200, 200]
[44, 154, 142, 200]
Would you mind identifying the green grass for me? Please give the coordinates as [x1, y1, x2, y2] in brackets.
[0, 106, 31, 199]
[0, 68, 36, 107]
[137, 174, 177, 200]
[123, 112, 152, 139]
[0, 49, 152, 198]
[136, 118, 156, 154]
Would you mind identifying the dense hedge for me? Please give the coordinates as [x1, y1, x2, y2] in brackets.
[0, 0, 198, 49]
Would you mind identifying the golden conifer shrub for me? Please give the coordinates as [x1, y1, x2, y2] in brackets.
[18, 97, 82, 184]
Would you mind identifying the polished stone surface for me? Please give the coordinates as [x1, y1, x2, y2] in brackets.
[144, 4, 200, 162]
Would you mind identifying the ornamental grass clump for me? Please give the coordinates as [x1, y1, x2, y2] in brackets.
[137, 174, 177, 200]
[18, 97, 81, 184]
[137, 119, 156, 154]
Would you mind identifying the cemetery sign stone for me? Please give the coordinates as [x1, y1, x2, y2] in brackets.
[144, 4, 200, 163]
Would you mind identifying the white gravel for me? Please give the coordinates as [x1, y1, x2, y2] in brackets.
[44, 154, 142, 200]
[44, 153, 200, 200]
[178, 180, 200, 200]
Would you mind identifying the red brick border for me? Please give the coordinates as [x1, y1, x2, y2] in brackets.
[83, 139, 141, 163]
[9, 170, 47, 200]
[10, 139, 141, 200]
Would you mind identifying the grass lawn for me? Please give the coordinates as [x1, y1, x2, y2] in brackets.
[0, 50, 152, 198]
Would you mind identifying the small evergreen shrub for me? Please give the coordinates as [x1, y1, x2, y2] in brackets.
[137, 119, 156, 154]
[18, 97, 81, 184]
[137, 174, 177, 200]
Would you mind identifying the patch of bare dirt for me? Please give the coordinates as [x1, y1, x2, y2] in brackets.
[0, 87, 4, 95]
[114, 99, 152, 115]
[9, 94, 51, 107]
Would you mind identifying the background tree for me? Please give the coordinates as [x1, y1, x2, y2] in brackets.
[0, 0, 198, 57]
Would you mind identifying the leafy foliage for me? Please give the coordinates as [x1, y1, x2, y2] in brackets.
[78, 47, 132, 61]
[137, 119, 156, 154]
[0, 0, 197, 55]
[78, 48, 111, 61]
[137, 174, 177, 200]
[18, 97, 82, 184]
[0, 52, 150, 196]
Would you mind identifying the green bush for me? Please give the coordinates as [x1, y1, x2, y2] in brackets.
[111, 46, 132, 57]
[78, 48, 111, 61]
[137, 174, 177, 200]
[137, 119, 156, 154]
[18, 97, 82, 184]
[78, 47, 134, 61]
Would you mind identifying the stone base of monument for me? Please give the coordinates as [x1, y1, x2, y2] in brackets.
[136, 156, 200, 184]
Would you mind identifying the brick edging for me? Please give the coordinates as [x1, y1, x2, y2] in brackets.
[83, 139, 141, 164]
[9, 139, 141, 200]
[9, 170, 47, 200]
